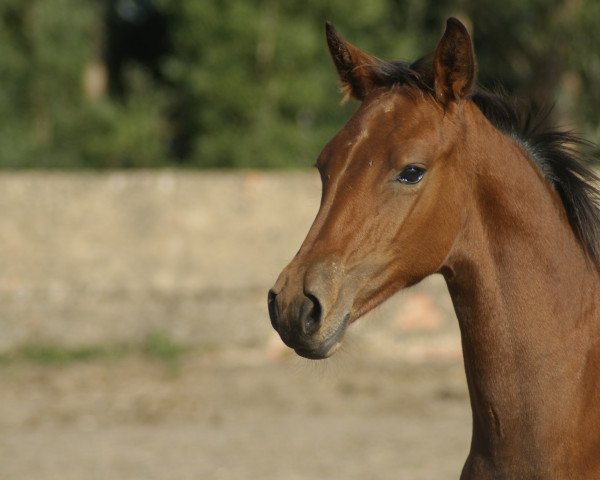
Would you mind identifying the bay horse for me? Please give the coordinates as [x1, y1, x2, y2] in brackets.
[268, 17, 600, 479]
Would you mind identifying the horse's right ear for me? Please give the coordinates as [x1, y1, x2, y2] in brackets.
[433, 18, 475, 105]
[325, 22, 383, 102]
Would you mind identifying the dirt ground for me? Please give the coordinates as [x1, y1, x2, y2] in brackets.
[0, 172, 471, 479]
[0, 355, 471, 480]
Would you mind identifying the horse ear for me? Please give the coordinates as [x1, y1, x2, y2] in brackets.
[325, 22, 383, 101]
[433, 18, 475, 104]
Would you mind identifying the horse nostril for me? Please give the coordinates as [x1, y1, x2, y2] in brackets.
[301, 293, 323, 336]
[268, 290, 279, 331]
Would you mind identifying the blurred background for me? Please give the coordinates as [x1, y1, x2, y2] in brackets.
[1, 1, 599, 479]
[1, 0, 600, 169]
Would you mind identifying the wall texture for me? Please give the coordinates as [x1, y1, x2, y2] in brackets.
[0, 172, 460, 360]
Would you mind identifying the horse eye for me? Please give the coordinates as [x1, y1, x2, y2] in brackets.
[397, 165, 426, 184]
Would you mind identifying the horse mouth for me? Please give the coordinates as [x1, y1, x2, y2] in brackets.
[293, 313, 349, 360]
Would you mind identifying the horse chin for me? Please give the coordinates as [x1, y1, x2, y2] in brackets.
[294, 340, 343, 360]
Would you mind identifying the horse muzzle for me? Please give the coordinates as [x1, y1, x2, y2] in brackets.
[267, 263, 351, 359]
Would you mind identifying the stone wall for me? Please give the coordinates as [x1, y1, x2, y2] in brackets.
[0, 172, 460, 360]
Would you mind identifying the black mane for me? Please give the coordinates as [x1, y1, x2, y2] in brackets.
[374, 57, 600, 271]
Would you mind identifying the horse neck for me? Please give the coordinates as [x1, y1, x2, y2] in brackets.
[443, 108, 600, 476]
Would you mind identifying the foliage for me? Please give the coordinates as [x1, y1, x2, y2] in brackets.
[0, 0, 166, 168]
[0, 0, 599, 168]
[0, 330, 187, 366]
[143, 329, 187, 363]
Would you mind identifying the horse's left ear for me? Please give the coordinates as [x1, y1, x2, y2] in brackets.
[325, 22, 384, 101]
[433, 18, 475, 104]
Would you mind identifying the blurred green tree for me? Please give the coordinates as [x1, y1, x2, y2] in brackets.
[0, 0, 598, 168]
[0, 0, 167, 168]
